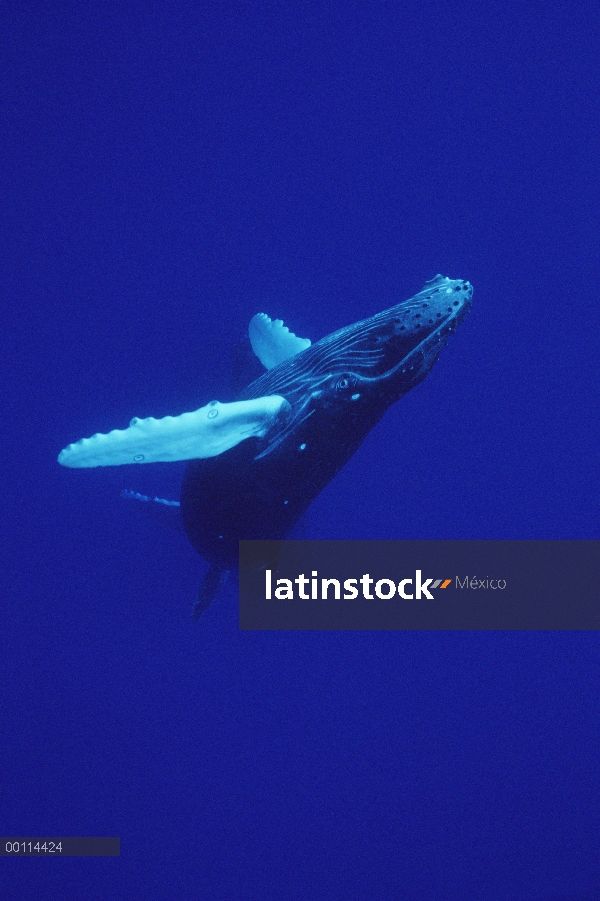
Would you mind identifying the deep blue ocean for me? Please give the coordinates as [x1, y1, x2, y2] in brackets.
[2, 3, 599, 899]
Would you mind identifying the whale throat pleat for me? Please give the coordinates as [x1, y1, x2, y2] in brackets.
[58, 396, 291, 467]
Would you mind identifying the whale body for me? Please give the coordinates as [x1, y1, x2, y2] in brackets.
[59, 274, 472, 616]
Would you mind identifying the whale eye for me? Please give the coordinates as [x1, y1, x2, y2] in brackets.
[336, 377, 350, 390]
[133, 454, 145, 462]
[207, 408, 219, 419]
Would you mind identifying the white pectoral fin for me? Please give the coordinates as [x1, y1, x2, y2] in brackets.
[58, 395, 291, 467]
[249, 313, 311, 370]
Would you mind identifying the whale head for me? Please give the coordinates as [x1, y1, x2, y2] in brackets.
[309, 274, 473, 400]
[240, 275, 472, 455]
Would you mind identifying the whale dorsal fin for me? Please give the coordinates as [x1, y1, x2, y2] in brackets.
[248, 314, 311, 370]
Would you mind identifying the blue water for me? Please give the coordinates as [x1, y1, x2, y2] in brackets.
[1, 3, 599, 899]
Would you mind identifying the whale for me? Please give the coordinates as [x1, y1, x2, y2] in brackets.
[59, 274, 472, 616]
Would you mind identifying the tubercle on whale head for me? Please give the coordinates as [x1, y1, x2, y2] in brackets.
[377, 276, 472, 344]
[361, 278, 471, 398]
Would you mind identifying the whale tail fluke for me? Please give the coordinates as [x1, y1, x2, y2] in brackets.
[193, 566, 231, 620]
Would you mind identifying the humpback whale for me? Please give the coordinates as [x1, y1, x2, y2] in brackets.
[59, 274, 472, 616]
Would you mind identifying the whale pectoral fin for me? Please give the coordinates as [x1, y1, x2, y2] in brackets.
[58, 395, 292, 468]
[248, 313, 311, 369]
[121, 490, 185, 532]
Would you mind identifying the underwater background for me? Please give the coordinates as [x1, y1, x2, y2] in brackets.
[1, 2, 599, 899]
